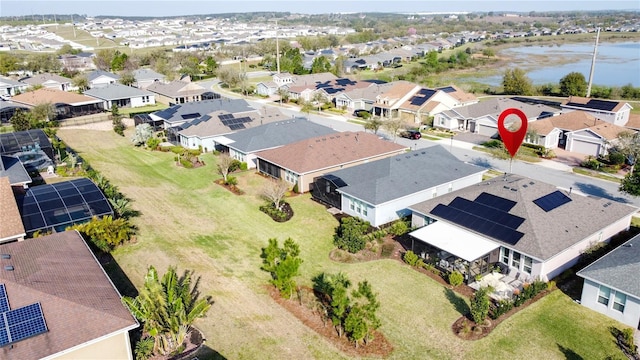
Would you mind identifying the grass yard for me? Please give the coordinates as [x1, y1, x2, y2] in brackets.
[56, 127, 631, 360]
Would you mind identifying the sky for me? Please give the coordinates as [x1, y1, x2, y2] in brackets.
[1, 0, 639, 18]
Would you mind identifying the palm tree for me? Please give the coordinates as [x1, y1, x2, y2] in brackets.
[123, 266, 213, 356]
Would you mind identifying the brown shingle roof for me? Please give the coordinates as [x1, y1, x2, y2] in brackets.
[624, 113, 640, 131]
[0, 231, 138, 359]
[0, 177, 24, 242]
[376, 81, 421, 108]
[530, 111, 628, 139]
[11, 88, 102, 107]
[441, 84, 478, 103]
[20, 73, 71, 86]
[256, 131, 407, 174]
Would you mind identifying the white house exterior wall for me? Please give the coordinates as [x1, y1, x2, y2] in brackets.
[130, 95, 156, 108]
[580, 279, 640, 328]
[566, 130, 604, 156]
[540, 215, 632, 281]
[435, 113, 458, 131]
[90, 76, 117, 88]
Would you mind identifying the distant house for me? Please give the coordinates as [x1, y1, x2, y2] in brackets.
[84, 83, 156, 109]
[0, 76, 28, 97]
[11, 88, 104, 120]
[255, 131, 408, 193]
[59, 52, 96, 72]
[255, 81, 280, 96]
[273, 72, 294, 87]
[312, 146, 484, 226]
[577, 234, 640, 329]
[434, 97, 558, 135]
[0, 99, 29, 123]
[86, 69, 120, 88]
[408, 175, 637, 283]
[146, 80, 208, 105]
[334, 82, 394, 113]
[562, 96, 633, 127]
[220, 118, 337, 168]
[19, 73, 72, 91]
[528, 111, 629, 156]
[152, 98, 257, 130]
[0, 230, 138, 359]
[132, 68, 167, 89]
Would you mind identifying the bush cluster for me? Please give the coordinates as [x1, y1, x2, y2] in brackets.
[448, 271, 464, 287]
[259, 203, 288, 222]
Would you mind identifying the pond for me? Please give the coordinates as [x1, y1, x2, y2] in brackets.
[468, 41, 640, 87]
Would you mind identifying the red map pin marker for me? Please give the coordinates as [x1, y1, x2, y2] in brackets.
[498, 108, 528, 158]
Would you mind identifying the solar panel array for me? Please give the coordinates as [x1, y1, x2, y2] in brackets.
[565, 99, 617, 112]
[0, 284, 48, 347]
[16, 178, 113, 234]
[180, 112, 201, 120]
[533, 190, 572, 212]
[219, 115, 253, 131]
[430, 193, 525, 245]
[409, 88, 436, 106]
[437, 86, 457, 93]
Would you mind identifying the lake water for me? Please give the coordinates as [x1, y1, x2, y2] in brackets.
[469, 41, 640, 87]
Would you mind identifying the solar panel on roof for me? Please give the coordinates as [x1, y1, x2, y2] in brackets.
[0, 285, 8, 313]
[474, 192, 517, 212]
[438, 86, 456, 93]
[448, 197, 524, 229]
[229, 124, 246, 130]
[181, 113, 201, 120]
[586, 99, 617, 111]
[533, 190, 572, 212]
[430, 204, 524, 245]
[0, 303, 48, 346]
[324, 174, 348, 188]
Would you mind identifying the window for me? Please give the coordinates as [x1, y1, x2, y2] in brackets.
[597, 286, 610, 306]
[613, 291, 626, 312]
[511, 252, 521, 269]
[501, 248, 510, 264]
[523, 256, 533, 274]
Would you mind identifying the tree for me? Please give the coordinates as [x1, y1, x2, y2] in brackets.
[333, 216, 370, 253]
[25, 53, 61, 73]
[621, 167, 640, 197]
[364, 117, 382, 134]
[111, 103, 125, 136]
[260, 238, 303, 299]
[311, 55, 332, 74]
[482, 48, 495, 58]
[216, 153, 234, 183]
[261, 179, 290, 210]
[347, 280, 381, 346]
[502, 68, 533, 96]
[10, 109, 32, 131]
[132, 123, 154, 146]
[31, 102, 57, 124]
[204, 56, 218, 75]
[382, 118, 405, 142]
[559, 72, 587, 97]
[470, 286, 490, 324]
[72, 74, 89, 92]
[0, 53, 19, 75]
[612, 131, 640, 174]
[111, 51, 129, 72]
[300, 101, 314, 116]
[94, 49, 116, 71]
[119, 71, 136, 86]
[70, 215, 135, 252]
[327, 273, 351, 338]
[122, 266, 213, 356]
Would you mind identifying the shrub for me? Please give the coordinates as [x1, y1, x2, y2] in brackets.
[146, 137, 160, 150]
[388, 220, 409, 236]
[170, 146, 184, 154]
[403, 250, 419, 266]
[333, 217, 370, 253]
[292, 183, 299, 193]
[448, 271, 464, 287]
[240, 162, 248, 171]
[483, 140, 503, 148]
[490, 299, 514, 320]
[229, 159, 242, 172]
[180, 158, 194, 168]
[225, 176, 238, 186]
[581, 156, 601, 170]
[622, 328, 638, 354]
[608, 152, 625, 165]
[470, 287, 490, 324]
[381, 243, 395, 258]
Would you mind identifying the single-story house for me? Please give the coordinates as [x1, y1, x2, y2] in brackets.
[371, 80, 422, 118]
[408, 175, 637, 282]
[146, 80, 207, 105]
[176, 106, 290, 151]
[0, 155, 31, 187]
[19, 73, 72, 91]
[387, 85, 479, 124]
[334, 82, 394, 113]
[58, 52, 96, 72]
[255, 81, 280, 96]
[0, 230, 139, 359]
[434, 97, 559, 135]
[132, 68, 167, 89]
[221, 118, 337, 168]
[286, 78, 375, 103]
[312, 145, 485, 226]
[577, 234, 640, 329]
[86, 69, 119, 88]
[0, 99, 29, 123]
[84, 83, 156, 109]
[528, 110, 629, 156]
[0, 176, 26, 243]
[0, 129, 54, 171]
[152, 97, 257, 130]
[562, 96, 633, 127]
[10, 88, 104, 120]
[0, 76, 28, 97]
[255, 131, 408, 193]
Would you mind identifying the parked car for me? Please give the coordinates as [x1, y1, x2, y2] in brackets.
[353, 109, 371, 118]
[401, 129, 422, 140]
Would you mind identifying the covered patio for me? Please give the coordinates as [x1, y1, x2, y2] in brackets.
[409, 221, 500, 284]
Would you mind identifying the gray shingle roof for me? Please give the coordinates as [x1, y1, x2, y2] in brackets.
[225, 118, 337, 153]
[153, 98, 254, 125]
[442, 97, 558, 119]
[86, 70, 119, 82]
[0, 155, 31, 185]
[577, 234, 640, 299]
[328, 145, 483, 205]
[83, 83, 153, 100]
[132, 68, 165, 81]
[409, 175, 637, 260]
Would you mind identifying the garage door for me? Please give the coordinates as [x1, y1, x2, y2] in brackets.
[478, 124, 498, 137]
[570, 140, 600, 155]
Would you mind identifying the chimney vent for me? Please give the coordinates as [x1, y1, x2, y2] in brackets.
[4, 266, 14, 271]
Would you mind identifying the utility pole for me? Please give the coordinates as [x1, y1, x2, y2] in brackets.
[275, 19, 280, 74]
[586, 27, 600, 98]
[71, 14, 77, 38]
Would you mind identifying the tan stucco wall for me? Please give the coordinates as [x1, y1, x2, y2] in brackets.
[52, 331, 133, 360]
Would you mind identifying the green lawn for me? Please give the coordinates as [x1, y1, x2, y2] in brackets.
[56, 127, 632, 360]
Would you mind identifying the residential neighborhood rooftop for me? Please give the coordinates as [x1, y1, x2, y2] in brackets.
[11, 88, 102, 106]
[83, 83, 155, 100]
[152, 98, 255, 125]
[529, 111, 628, 139]
[0, 176, 25, 242]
